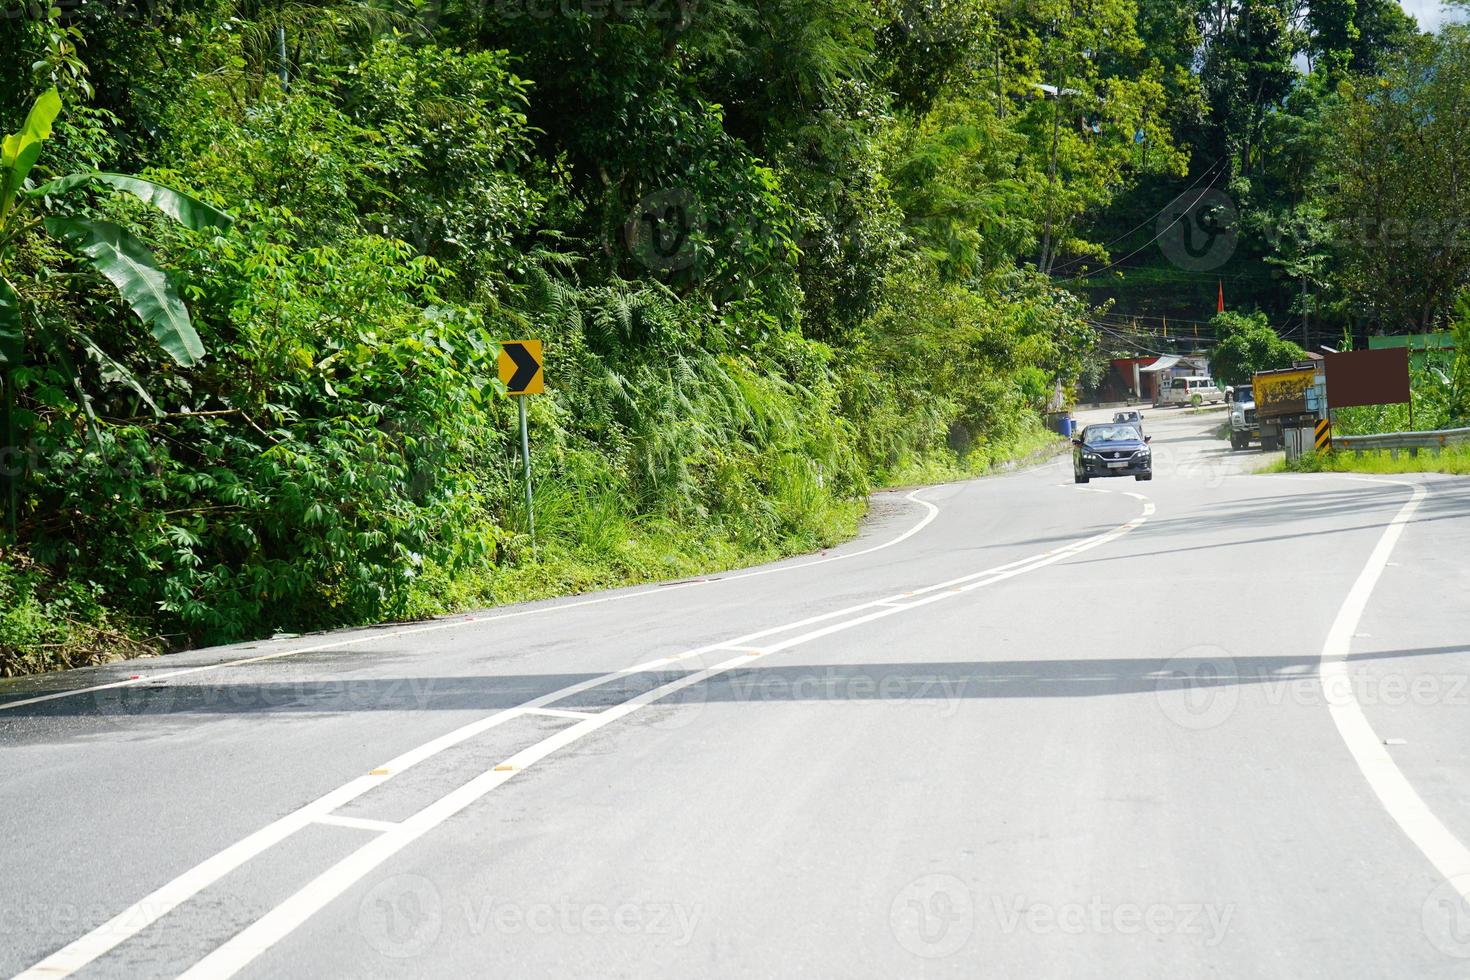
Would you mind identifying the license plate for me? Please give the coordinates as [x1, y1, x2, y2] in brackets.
[1106, 461, 1127, 469]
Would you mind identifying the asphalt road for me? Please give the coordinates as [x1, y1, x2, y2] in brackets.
[4, 404, 1470, 978]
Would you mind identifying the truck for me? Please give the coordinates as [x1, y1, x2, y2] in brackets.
[1224, 383, 1258, 449]
[1249, 365, 1317, 452]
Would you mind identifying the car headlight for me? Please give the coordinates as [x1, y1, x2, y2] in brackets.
[1231, 411, 1244, 423]
[1082, 452, 1100, 461]
[1134, 448, 1151, 457]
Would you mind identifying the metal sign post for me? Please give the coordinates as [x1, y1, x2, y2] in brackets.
[498, 340, 545, 548]
[518, 396, 534, 546]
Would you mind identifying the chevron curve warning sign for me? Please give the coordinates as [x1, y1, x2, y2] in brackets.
[498, 340, 544, 395]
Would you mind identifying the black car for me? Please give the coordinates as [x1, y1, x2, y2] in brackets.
[1073, 423, 1152, 483]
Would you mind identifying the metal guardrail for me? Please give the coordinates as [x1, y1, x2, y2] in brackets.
[1334, 426, 1470, 453]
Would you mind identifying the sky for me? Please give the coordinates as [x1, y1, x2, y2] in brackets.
[1401, 0, 1467, 30]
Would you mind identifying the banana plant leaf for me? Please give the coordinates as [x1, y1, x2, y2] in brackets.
[0, 88, 61, 211]
[28, 172, 233, 232]
[44, 216, 205, 367]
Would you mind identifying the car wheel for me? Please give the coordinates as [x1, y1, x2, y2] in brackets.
[1135, 473, 1152, 481]
[1074, 473, 1089, 484]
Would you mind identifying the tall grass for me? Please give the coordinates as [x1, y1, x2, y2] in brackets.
[1275, 444, 1470, 476]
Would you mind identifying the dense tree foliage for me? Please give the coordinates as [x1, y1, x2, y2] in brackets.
[0, 0, 1466, 673]
[1208, 310, 1306, 383]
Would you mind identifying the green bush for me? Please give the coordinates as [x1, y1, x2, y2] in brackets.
[0, 28, 1099, 675]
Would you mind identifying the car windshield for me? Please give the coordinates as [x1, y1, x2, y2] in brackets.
[1086, 425, 1141, 443]
[1236, 386, 1253, 402]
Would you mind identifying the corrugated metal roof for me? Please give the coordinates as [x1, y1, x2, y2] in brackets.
[1139, 354, 1182, 373]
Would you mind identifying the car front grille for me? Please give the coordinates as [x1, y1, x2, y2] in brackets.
[1244, 409, 1256, 424]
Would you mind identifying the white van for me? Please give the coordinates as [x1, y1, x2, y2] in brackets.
[1157, 376, 1222, 407]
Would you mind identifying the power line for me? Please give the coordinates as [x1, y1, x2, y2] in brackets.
[1049, 158, 1225, 276]
[1061, 165, 1228, 283]
[1091, 322, 1221, 357]
[1093, 310, 1218, 328]
[1070, 265, 1277, 283]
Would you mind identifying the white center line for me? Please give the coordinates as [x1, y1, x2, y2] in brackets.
[14, 487, 1150, 980]
[0, 490, 943, 714]
[177, 491, 1153, 980]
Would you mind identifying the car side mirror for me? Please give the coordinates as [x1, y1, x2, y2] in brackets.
[1144, 436, 1152, 443]
[1071, 439, 1082, 446]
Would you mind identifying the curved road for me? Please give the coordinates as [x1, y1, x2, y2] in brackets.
[3, 404, 1469, 977]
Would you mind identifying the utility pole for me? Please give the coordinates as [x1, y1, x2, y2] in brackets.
[277, 26, 289, 87]
[1302, 275, 1310, 352]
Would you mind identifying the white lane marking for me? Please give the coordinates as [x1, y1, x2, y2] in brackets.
[176, 493, 1153, 980]
[0, 491, 942, 713]
[522, 707, 597, 721]
[1317, 479, 1470, 907]
[17, 489, 1149, 980]
[9, 776, 380, 979]
[11, 675, 628, 978]
[311, 815, 399, 834]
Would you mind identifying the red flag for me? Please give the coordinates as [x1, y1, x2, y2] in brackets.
[1217, 280, 1225, 313]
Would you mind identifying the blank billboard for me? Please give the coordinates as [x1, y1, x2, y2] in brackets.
[1325, 348, 1410, 409]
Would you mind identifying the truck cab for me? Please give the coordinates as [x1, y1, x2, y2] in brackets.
[1225, 384, 1258, 450]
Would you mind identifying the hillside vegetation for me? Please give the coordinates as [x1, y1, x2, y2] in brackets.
[2, 1, 1468, 674]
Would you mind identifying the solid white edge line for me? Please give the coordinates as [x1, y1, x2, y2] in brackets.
[1316, 478, 1470, 903]
[0, 491, 943, 714]
[16, 487, 1147, 980]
